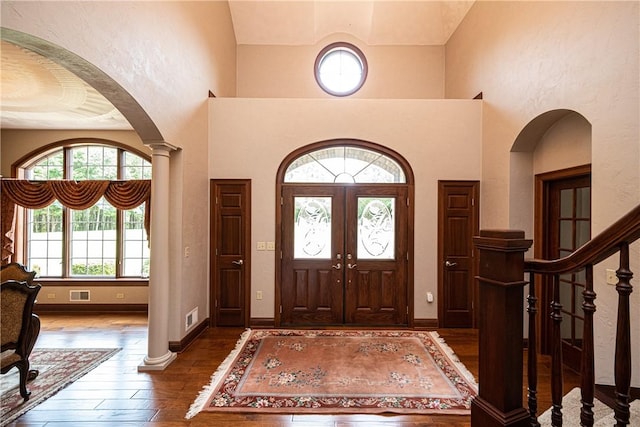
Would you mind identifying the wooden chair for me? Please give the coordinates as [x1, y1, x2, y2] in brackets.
[0, 280, 42, 400]
[1, 262, 41, 381]
[1, 262, 37, 285]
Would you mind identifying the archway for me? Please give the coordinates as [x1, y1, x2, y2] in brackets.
[275, 139, 415, 326]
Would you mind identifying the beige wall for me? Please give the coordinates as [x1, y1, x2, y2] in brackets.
[532, 113, 591, 176]
[209, 98, 482, 321]
[1, 0, 237, 340]
[237, 34, 445, 98]
[446, 1, 640, 385]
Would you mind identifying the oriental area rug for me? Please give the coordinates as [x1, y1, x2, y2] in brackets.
[186, 329, 477, 418]
[1, 348, 120, 426]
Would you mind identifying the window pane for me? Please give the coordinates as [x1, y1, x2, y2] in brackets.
[70, 197, 116, 277]
[124, 151, 152, 179]
[576, 187, 590, 218]
[26, 151, 64, 180]
[560, 189, 573, 217]
[357, 197, 395, 259]
[27, 201, 63, 277]
[123, 205, 150, 277]
[294, 197, 331, 259]
[71, 146, 118, 179]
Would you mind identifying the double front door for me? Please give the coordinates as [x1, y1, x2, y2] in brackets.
[280, 185, 408, 326]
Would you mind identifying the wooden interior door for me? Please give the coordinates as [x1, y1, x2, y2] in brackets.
[210, 180, 251, 327]
[280, 184, 408, 326]
[546, 174, 591, 370]
[438, 181, 479, 328]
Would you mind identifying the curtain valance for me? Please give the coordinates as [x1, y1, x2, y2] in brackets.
[1, 179, 151, 264]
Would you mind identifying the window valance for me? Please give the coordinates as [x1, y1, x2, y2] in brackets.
[1, 179, 151, 264]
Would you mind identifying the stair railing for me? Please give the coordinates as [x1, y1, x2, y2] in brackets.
[471, 204, 640, 427]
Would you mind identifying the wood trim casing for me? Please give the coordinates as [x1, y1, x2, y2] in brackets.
[412, 318, 439, 329]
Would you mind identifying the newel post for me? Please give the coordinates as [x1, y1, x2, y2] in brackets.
[471, 230, 533, 427]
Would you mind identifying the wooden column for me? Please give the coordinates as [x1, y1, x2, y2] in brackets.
[471, 230, 532, 427]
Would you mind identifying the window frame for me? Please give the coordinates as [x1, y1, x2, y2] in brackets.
[13, 139, 151, 280]
[314, 42, 368, 97]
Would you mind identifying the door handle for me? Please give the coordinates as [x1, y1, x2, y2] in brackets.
[232, 259, 244, 266]
[347, 263, 357, 269]
[445, 260, 457, 267]
[332, 263, 342, 270]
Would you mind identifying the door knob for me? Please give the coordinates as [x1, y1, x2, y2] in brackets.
[347, 263, 357, 269]
[332, 263, 342, 270]
[445, 260, 457, 267]
[232, 259, 244, 265]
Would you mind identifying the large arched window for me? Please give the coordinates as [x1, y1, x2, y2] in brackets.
[18, 142, 151, 278]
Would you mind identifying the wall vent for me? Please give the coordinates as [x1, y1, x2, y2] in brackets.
[186, 307, 198, 330]
[69, 290, 90, 301]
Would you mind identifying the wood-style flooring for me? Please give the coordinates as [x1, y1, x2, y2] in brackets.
[6, 313, 579, 426]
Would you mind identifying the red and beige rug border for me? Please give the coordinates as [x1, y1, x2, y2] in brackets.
[186, 329, 477, 418]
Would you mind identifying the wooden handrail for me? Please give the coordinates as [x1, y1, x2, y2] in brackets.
[471, 203, 640, 427]
[524, 204, 640, 274]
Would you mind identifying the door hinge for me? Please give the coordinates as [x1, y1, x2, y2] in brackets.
[280, 250, 283, 260]
[406, 252, 409, 261]
[281, 196, 284, 206]
[407, 306, 409, 315]
[215, 299, 218, 308]
[407, 197, 410, 207]
[279, 305, 283, 314]
[215, 196, 218, 205]
[472, 198, 475, 207]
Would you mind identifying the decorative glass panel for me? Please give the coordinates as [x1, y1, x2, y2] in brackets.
[357, 197, 394, 259]
[294, 197, 331, 259]
[285, 146, 405, 183]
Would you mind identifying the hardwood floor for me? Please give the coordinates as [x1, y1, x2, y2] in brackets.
[7, 313, 579, 426]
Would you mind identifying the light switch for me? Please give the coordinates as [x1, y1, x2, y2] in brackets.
[266, 241, 275, 251]
[257, 242, 266, 250]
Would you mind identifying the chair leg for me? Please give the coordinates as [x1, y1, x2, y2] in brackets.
[18, 361, 31, 401]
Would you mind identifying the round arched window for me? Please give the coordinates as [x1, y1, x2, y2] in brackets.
[314, 42, 367, 97]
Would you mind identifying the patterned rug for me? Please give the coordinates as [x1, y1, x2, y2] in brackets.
[1, 348, 120, 426]
[186, 329, 477, 418]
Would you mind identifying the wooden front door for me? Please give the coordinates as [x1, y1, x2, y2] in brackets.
[438, 181, 479, 328]
[210, 179, 251, 327]
[280, 185, 408, 326]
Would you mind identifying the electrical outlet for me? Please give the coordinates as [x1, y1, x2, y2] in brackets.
[47, 293, 56, 299]
[257, 241, 266, 250]
[256, 290, 263, 300]
[266, 241, 275, 251]
[606, 269, 617, 285]
[116, 293, 125, 299]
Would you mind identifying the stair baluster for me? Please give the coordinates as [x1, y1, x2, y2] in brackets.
[550, 274, 564, 426]
[580, 264, 595, 427]
[614, 243, 632, 426]
[527, 273, 540, 427]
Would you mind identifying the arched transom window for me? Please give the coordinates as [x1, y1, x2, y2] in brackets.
[284, 146, 406, 184]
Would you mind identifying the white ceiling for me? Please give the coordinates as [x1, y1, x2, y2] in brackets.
[0, 1, 474, 131]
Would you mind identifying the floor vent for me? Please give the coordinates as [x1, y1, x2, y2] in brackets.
[69, 290, 90, 301]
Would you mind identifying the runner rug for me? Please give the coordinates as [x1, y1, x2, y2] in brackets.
[1, 348, 120, 426]
[186, 329, 477, 418]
